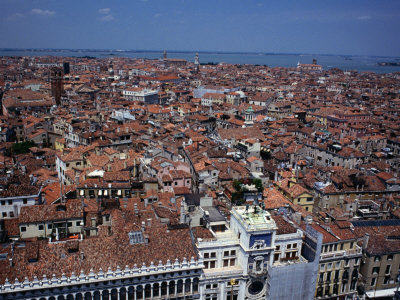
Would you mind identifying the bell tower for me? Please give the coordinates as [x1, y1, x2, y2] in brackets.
[194, 52, 200, 73]
[244, 106, 254, 127]
[50, 67, 64, 106]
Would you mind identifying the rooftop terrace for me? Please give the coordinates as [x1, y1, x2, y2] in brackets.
[232, 205, 277, 232]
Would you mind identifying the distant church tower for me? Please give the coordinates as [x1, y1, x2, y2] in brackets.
[194, 53, 200, 73]
[244, 106, 254, 127]
[163, 49, 167, 60]
[51, 67, 64, 106]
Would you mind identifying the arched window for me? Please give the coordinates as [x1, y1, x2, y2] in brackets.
[153, 283, 160, 297]
[161, 282, 168, 296]
[144, 284, 152, 298]
[169, 281, 176, 295]
[193, 277, 199, 292]
[185, 278, 191, 293]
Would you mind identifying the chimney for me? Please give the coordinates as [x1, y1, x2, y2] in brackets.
[134, 203, 139, 216]
[362, 233, 369, 250]
[141, 221, 146, 232]
[180, 203, 185, 224]
[305, 215, 313, 225]
[147, 218, 152, 227]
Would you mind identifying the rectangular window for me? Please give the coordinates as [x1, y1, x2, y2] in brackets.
[204, 253, 209, 259]
[371, 277, 376, 286]
[224, 259, 229, 267]
[210, 261, 216, 268]
[293, 243, 297, 248]
[211, 252, 216, 258]
[38, 224, 44, 231]
[23, 198, 28, 204]
[326, 272, 331, 282]
[287, 244, 292, 249]
[67, 222, 73, 227]
[224, 251, 229, 257]
[47, 224, 52, 229]
[384, 276, 390, 285]
[230, 250, 236, 256]
[230, 259, 235, 266]
[372, 267, 380, 274]
[275, 245, 280, 251]
[20, 226, 26, 232]
[335, 270, 340, 280]
[385, 265, 391, 274]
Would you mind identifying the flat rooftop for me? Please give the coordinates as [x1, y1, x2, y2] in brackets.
[232, 205, 277, 232]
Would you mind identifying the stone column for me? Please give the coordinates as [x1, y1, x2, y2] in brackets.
[150, 283, 154, 298]
[174, 280, 177, 296]
[190, 278, 193, 294]
[159, 282, 162, 297]
[117, 288, 121, 300]
[220, 282, 225, 300]
[167, 282, 170, 297]
[108, 289, 113, 300]
[99, 290, 103, 300]
[126, 288, 129, 300]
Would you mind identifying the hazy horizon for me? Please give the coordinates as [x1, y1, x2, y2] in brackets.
[0, 47, 399, 59]
[1, 0, 400, 57]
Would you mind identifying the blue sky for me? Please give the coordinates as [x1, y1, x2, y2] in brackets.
[1, 0, 399, 56]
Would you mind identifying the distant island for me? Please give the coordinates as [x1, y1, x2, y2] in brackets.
[377, 62, 400, 67]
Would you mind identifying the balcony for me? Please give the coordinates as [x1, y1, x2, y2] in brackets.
[320, 247, 362, 260]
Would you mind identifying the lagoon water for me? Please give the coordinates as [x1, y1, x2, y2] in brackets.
[1, 49, 399, 74]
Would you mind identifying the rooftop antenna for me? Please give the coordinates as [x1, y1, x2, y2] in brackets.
[59, 179, 65, 204]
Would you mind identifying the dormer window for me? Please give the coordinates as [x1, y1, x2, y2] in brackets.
[56, 205, 66, 212]
[129, 231, 144, 245]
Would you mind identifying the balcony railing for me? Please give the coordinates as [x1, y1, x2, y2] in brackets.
[320, 247, 362, 260]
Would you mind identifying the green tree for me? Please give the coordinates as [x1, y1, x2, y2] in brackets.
[9, 141, 37, 156]
[252, 178, 263, 192]
[233, 179, 242, 191]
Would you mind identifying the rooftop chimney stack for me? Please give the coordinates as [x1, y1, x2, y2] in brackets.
[363, 233, 370, 250]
